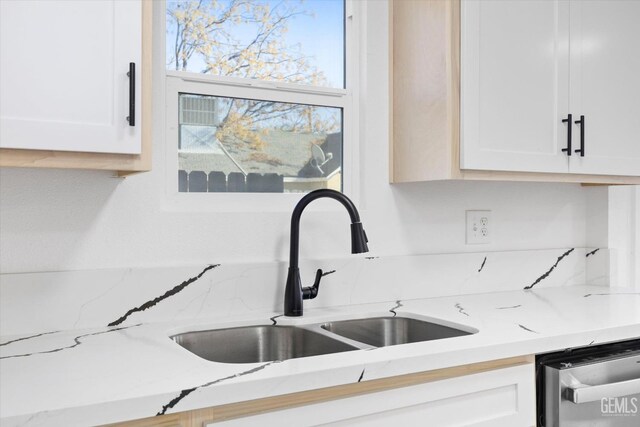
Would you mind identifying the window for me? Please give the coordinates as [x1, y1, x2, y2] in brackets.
[165, 0, 353, 194]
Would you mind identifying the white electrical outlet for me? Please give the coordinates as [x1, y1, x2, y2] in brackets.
[466, 210, 492, 244]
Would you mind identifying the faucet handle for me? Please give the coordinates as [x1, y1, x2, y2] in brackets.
[302, 269, 323, 300]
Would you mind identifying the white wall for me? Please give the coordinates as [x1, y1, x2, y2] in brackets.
[608, 186, 639, 288]
[0, 1, 592, 274]
[585, 186, 609, 248]
[637, 187, 640, 286]
[584, 184, 640, 288]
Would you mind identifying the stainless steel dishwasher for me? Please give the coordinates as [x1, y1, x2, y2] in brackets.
[536, 339, 640, 426]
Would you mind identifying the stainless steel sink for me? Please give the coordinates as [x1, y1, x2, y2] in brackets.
[172, 325, 358, 363]
[321, 316, 473, 347]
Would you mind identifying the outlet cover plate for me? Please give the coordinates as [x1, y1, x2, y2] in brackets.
[466, 210, 491, 245]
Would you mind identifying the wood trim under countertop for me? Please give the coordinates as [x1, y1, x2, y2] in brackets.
[108, 355, 534, 427]
[0, 0, 153, 176]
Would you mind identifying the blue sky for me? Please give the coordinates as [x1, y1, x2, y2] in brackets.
[166, 0, 345, 88]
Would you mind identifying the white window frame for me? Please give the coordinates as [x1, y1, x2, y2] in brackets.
[159, 0, 361, 213]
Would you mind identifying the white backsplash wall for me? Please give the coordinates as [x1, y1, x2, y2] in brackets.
[0, 0, 593, 274]
[0, 248, 608, 336]
[0, 162, 591, 275]
[608, 186, 640, 288]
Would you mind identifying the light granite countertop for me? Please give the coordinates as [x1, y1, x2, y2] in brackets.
[1, 285, 639, 426]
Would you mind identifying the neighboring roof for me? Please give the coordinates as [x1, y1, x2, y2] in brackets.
[178, 128, 342, 177]
[178, 152, 243, 176]
[179, 125, 224, 154]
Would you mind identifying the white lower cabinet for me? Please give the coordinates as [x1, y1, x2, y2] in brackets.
[211, 363, 535, 427]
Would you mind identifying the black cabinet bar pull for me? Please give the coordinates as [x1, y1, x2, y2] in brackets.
[126, 62, 135, 126]
[561, 114, 572, 156]
[574, 115, 585, 157]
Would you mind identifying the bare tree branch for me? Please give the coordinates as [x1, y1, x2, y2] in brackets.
[167, 0, 338, 149]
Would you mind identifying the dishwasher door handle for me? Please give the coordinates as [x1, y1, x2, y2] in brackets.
[566, 378, 640, 404]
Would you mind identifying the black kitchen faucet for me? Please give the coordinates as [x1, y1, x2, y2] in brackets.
[284, 189, 369, 317]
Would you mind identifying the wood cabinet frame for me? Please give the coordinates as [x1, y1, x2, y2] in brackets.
[389, 0, 640, 185]
[0, 0, 153, 177]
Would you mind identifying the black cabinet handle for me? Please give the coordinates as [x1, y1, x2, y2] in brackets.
[574, 115, 585, 157]
[561, 114, 572, 156]
[126, 62, 135, 126]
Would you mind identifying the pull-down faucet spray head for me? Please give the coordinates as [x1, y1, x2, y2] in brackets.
[350, 222, 369, 254]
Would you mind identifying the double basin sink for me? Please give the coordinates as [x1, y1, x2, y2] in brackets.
[172, 316, 475, 364]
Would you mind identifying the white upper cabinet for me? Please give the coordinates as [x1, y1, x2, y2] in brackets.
[460, 0, 640, 177]
[568, 0, 640, 176]
[392, 0, 640, 184]
[0, 0, 142, 154]
[461, 0, 570, 174]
